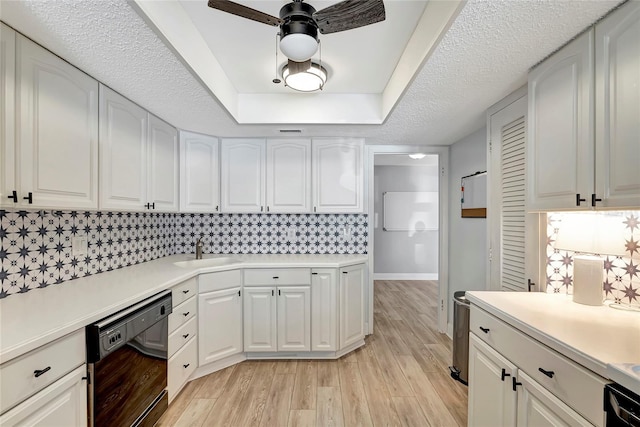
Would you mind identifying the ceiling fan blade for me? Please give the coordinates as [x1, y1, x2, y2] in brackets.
[313, 0, 385, 34]
[207, 0, 282, 27]
[287, 59, 312, 75]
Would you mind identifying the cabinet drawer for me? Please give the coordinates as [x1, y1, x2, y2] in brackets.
[470, 306, 607, 427]
[199, 269, 243, 293]
[172, 278, 197, 307]
[168, 337, 197, 402]
[0, 329, 85, 414]
[168, 317, 197, 358]
[168, 296, 197, 333]
[244, 268, 311, 286]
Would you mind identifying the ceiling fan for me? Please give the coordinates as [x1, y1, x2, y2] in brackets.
[207, 0, 386, 65]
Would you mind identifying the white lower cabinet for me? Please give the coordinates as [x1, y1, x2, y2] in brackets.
[0, 366, 87, 427]
[339, 264, 366, 350]
[199, 287, 244, 364]
[311, 269, 337, 351]
[516, 370, 592, 427]
[244, 286, 310, 352]
[468, 334, 517, 426]
[468, 305, 607, 427]
[167, 280, 197, 402]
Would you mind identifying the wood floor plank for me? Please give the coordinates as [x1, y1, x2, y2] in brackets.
[316, 387, 344, 427]
[232, 361, 277, 426]
[339, 362, 374, 427]
[275, 360, 299, 374]
[317, 361, 340, 387]
[288, 410, 316, 427]
[357, 351, 401, 427]
[391, 397, 432, 427]
[156, 376, 206, 426]
[201, 362, 257, 427]
[193, 365, 235, 399]
[370, 336, 414, 397]
[173, 398, 216, 427]
[260, 374, 295, 427]
[291, 360, 318, 410]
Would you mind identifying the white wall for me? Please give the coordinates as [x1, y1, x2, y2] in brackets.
[448, 127, 487, 326]
[374, 164, 439, 278]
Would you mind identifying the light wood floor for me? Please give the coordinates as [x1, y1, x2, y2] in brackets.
[157, 280, 468, 427]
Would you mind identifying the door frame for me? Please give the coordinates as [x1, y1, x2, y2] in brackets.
[365, 144, 450, 334]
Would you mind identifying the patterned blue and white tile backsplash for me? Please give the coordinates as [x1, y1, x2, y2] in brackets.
[0, 210, 368, 299]
[546, 211, 640, 307]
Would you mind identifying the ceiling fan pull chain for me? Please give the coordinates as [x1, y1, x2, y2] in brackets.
[319, 39, 323, 90]
[273, 32, 282, 84]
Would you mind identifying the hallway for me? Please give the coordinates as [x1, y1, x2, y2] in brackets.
[158, 280, 467, 426]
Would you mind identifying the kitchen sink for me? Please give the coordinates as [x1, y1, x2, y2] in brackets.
[173, 257, 241, 269]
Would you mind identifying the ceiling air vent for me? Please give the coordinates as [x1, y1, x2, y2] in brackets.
[279, 129, 302, 133]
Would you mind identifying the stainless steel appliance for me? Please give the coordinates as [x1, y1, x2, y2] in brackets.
[86, 290, 172, 427]
[606, 383, 640, 426]
[449, 290, 469, 385]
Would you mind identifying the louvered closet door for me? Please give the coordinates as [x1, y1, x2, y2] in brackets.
[488, 95, 540, 292]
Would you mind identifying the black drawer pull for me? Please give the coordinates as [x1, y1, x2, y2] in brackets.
[34, 367, 51, 378]
[183, 363, 190, 369]
[512, 377, 522, 391]
[23, 192, 33, 204]
[183, 312, 190, 317]
[183, 333, 189, 339]
[501, 368, 511, 381]
[311, 272, 318, 275]
[538, 368, 554, 378]
[7, 190, 17, 203]
[576, 193, 586, 206]
[182, 289, 190, 294]
[479, 327, 490, 333]
[342, 271, 348, 274]
[272, 276, 279, 279]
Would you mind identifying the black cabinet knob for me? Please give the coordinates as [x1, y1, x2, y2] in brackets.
[501, 368, 511, 381]
[591, 194, 602, 207]
[7, 190, 17, 203]
[182, 289, 190, 294]
[576, 193, 586, 206]
[183, 334, 189, 339]
[23, 192, 33, 204]
[538, 367, 555, 378]
[512, 377, 522, 391]
[479, 327, 490, 334]
[183, 311, 189, 317]
[183, 363, 190, 369]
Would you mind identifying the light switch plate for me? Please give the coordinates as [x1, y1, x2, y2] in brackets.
[72, 236, 88, 256]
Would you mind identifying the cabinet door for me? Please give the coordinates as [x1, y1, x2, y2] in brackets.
[16, 34, 99, 209]
[527, 30, 594, 211]
[277, 286, 311, 351]
[198, 287, 243, 366]
[0, 366, 87, 427]
[99, 84, 147, 211]
[266, 139, 311, 213]
[221, 139, 265, 213]
[243, 287, 277, 352]
[516, 370, 592, 427]
[311, 269, 337, 351]
[312, 139, 364, 213]
[595, 1, 640, 209]
[180, 131, 220, 212]
[148, 114, 178, 212]
[339, 263, 365, 349]
[0, 23, 16, 208]
[468, 334, 517, 427]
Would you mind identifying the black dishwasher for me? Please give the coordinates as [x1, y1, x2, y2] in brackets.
[86, 290, 172, 427]
[606, 383, 640, 427]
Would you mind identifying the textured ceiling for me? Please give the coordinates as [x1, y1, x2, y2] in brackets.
[0, 0, 622, 145]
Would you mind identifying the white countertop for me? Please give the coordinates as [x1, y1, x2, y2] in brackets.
[0, 254, 368, 364]
[466, 291, 640, 394]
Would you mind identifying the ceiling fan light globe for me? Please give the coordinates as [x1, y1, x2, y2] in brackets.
[280, 33, 318, 62]
[282, 62, 327, 92]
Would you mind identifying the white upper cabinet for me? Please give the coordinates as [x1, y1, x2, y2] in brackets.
[4, 33, 99, 209]
[180, 131, 219, 213]
[312, 139, 364, 213]
[266, 139, 311, 213]
[221, 139, 265, 213]
[528, 1, 640, 211]
[147, 114, 178, 212]
[99, 85, 178, 212]
[1, 23, 16, 208]
[527, 30, 594, 211]
[595, 1, 640, 208]
[99, 85, 147, 211]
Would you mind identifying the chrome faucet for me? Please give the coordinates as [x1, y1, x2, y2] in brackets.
[195, 236, 204, 260]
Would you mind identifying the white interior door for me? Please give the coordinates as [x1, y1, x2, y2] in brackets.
[488, 94, 541, 291]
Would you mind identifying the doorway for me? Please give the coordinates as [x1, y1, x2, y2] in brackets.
[365, 145, 450, 335]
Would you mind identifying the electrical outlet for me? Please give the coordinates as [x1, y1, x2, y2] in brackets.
[287, 227, 297, 242]
[72, 236, 88, 256]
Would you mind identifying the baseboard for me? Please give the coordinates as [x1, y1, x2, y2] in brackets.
[374, 273, 439, 280]
[191, 353, 247, 380]
[447, 322, 453, 339]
